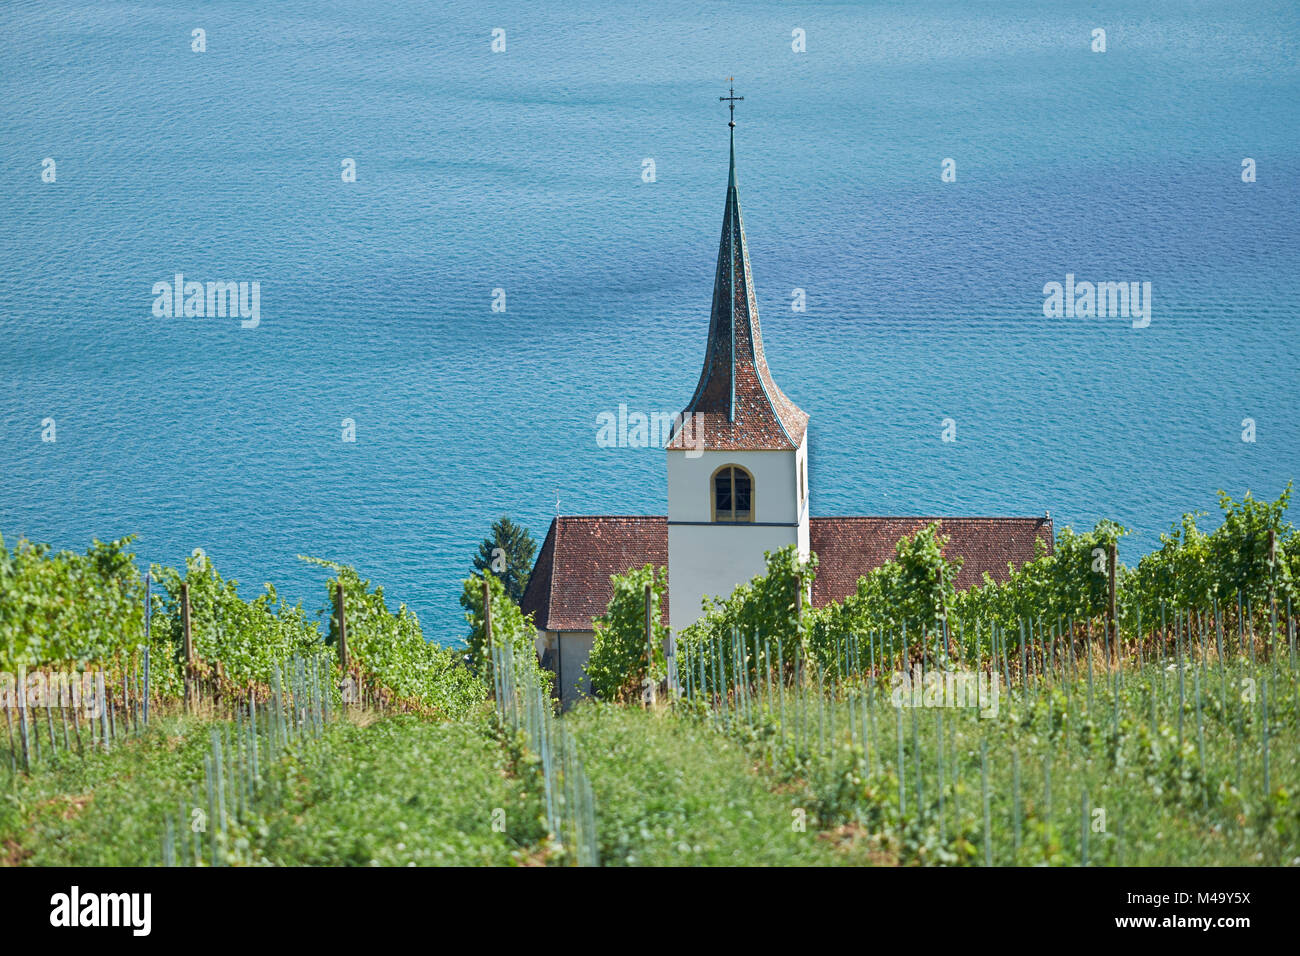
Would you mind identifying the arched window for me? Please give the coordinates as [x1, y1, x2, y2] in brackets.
[712, 465, 753, 523]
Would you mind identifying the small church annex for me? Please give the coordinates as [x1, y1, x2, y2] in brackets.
[522, 94, 1051, 707]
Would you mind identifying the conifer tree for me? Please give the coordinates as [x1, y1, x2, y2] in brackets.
[469, 515, 537, 603]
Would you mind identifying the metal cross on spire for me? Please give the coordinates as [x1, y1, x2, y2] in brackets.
[720, 78, 743, 128]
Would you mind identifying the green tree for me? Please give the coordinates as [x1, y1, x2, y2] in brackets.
[470, 516, 537, 603]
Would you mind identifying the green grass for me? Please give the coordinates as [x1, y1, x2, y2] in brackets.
[252, 715, 545, 865]
[2, 714, 227, 865]
[562, 703, 873, 865]
[1, 711, 547, 866]
[695, 650, 1300, 865]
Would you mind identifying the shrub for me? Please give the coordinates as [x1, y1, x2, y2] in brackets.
[151, 550, 328, 697]
[459, 572, 550, 699]
[0, 534, 144, 671]
[308, 557, 486, 719]
[585, 565, 668, 701]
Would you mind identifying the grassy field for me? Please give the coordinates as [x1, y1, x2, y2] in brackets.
[565, 703, 871, 865]
[1, 712, 545, 866]
[2, 714, 218, 866]
[1, 704, 878, 867]
[251, 715, 545, 866]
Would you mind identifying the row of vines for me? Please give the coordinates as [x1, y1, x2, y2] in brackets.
[0, 537, 534, 722]
[585, 487, 1297, 696]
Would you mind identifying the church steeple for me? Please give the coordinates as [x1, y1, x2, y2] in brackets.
[669, 85, 809, 452]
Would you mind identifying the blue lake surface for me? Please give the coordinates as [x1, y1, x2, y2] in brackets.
[2, 0, 1298, 644]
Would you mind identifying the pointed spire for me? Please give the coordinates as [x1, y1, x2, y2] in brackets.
[668, 89, 809, 453]
[728, 120, 737, 190]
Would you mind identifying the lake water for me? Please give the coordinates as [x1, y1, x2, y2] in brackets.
[2, 0, 1297, 643]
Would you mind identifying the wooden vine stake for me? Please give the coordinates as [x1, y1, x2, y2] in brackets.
[181, 582, 194, 713]
[17, 666, 30, 771]
[937, 564, 950, 660]
[643, 582, 656, 708]
[482, 575, 494, 699]
[335, 580, 351, 676]
[1107, 541, 1118, 669]
[1268, 529, 1277, 658]
[143, 571, 151, 727]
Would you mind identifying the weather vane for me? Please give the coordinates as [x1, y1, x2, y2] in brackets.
[720, 78, 743, 128]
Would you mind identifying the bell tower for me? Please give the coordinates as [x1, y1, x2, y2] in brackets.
[666, 85, 810, 630]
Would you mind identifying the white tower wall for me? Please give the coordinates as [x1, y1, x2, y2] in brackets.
[666, 436, 809, 630]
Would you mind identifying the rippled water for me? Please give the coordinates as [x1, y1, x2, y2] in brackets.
[2, 0, 1297, 643]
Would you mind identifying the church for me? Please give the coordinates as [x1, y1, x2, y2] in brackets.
[522, 95, 1051, 707]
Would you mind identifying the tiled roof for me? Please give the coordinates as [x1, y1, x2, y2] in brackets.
[520, 516, 669, 632]
[520, 514, 1052, 631]
[809, 516, 1053, 608]
[667, 130, 808, 452]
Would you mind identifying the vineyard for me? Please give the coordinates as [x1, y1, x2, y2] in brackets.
[1, 487, 1297, 866]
